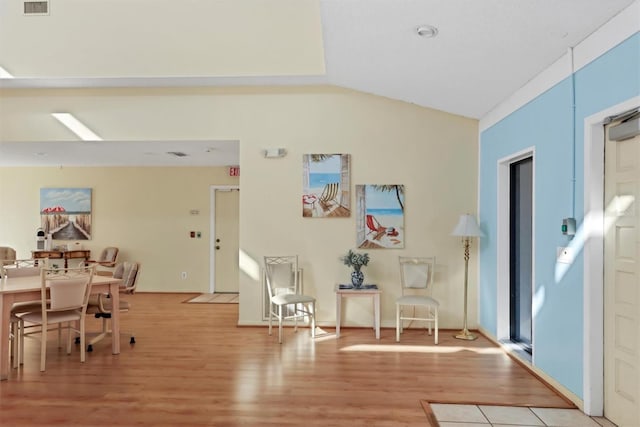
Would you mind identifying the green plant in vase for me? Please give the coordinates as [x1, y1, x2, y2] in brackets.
[341, 249, 370, 288]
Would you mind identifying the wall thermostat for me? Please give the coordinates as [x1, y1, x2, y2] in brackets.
[562, 218, 576, 236]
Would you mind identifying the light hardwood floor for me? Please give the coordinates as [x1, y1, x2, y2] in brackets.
[1, 293, 572, 426]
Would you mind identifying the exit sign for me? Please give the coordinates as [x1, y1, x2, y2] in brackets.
[229, 166, 240, 177]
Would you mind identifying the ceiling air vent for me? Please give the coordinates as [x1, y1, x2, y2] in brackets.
[167, 151, 188, 157]
[24, 1, 49, 15]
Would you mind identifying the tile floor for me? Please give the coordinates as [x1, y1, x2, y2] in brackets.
[430, 404, 617, 427]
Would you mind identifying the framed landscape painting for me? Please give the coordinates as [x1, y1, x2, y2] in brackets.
[356, 184, 404, 248]
[302, 154, 351, 218]
[40, 188, 92, 240]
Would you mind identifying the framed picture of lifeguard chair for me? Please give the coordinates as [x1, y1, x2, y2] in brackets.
[302, 154, 351, 218]
[356, 184, 404, 249]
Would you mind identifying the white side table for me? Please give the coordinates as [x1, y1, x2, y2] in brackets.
[335, 284, 382, 339]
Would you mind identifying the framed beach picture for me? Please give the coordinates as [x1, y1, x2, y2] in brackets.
[40, 188, 92, 240]
[302, 154, 351, 218]
[356, 185, 404, 248]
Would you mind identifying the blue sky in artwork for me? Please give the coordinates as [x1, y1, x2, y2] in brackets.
[308, 154, 341, 173]
[40, 188, 92, 212]
[366, 185, 403, 209]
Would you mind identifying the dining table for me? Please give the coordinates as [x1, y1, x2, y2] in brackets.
[0, 274, 123, 380]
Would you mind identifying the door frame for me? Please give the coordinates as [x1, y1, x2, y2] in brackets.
[583, 96, 640, 415]
[209, 185, 240, 293]
[496, 146, 536, 361]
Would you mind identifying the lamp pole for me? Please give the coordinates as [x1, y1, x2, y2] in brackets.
[455, 236, 476, 340]
[451, 213, 482, 341]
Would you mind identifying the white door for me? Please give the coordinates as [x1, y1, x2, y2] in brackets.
[604, 128, 640, 427]
[213, 188, 239, 293]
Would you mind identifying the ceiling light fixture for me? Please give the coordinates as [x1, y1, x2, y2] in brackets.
[51, 113, 102, 141]
[416, 25, 438, 38]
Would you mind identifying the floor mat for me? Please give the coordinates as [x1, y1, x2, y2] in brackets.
[184, 293, 239, 304]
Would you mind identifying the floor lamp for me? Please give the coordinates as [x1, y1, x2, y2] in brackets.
[452, 214, 483, 340]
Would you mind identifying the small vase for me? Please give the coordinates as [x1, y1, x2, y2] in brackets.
[351, 270, 364, 288]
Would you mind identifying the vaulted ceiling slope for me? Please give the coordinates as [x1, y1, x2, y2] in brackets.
[0, 0, 636, 120]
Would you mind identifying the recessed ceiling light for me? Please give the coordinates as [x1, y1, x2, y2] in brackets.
[416, 25, 438, 38]
[51, 113, 102, 141]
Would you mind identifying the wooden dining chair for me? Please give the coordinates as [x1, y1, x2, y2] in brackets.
[17, 265, 95, 371]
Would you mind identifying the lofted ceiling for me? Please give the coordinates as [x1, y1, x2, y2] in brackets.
[0, 0, 637, 166]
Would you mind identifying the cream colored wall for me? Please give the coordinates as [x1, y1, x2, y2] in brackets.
[0, 86, 478, 329]
[0, 0, 324, 78]
[0, 167, 238, 292]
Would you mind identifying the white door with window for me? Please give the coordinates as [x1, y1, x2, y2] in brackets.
[212, 187, 239, 293]
[604, 127, 640, 427]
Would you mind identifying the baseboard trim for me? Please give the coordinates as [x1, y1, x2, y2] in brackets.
[478, 326, 582, 410]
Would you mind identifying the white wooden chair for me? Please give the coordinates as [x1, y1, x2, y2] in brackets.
[18, 265, 95, 371]
[396, 256, 439, 344]
[264, 256, 316, 344]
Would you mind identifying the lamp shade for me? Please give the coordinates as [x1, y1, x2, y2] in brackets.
[451, 214, 483, 237]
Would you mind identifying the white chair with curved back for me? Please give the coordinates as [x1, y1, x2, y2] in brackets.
[396, 256, 439, 344]
[85, 261, 139, 351]
[1, 259, 44, 368]
[264, 256, 316, 344]
[17, 265, 95, 372]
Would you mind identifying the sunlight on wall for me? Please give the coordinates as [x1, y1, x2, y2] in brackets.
[554, 195, 635, 283]
[239, 248, 260, 281]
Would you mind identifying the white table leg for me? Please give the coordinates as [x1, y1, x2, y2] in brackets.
[109, 283, 121, 354]
[374, 293, 380, 340]
[336, 293, 341, 338]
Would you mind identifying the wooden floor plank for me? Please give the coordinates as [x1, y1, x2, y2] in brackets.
[0, 293, 571, 426]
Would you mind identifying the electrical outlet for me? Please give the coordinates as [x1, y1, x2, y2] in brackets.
[181, 271, 187, 280]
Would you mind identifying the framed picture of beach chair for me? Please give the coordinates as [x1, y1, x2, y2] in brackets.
[356, 184, 404, 248]
[302, 154, 351, 218]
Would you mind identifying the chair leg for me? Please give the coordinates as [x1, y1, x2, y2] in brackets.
[268, 305, 273, 336]
[80, 319, 86, 363]
[310, 302, 316, 338]
[434, 307, 439, 345]
[40, 327, 47, 372]
[293, 304, 298, 333]
[278, 306, 283, 344]
[396, 304, 400, 342]
[19, 319, 24, 365]
[10, 321, 18, 369]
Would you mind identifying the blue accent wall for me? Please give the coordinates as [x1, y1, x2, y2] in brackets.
[478, 33, 639, 398]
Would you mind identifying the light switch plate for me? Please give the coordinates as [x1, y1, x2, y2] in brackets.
[557, 247, 574, 264]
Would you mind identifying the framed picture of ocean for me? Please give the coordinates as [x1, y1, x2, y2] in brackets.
[302, 154, 351, 218]
[40, 188, 92, 240]
[356, 185, 404, 249]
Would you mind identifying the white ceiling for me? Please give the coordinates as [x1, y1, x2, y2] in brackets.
[0, 0, 636, 166]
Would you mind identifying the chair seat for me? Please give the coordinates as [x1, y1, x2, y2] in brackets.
[396, 295, 439, 307]
[272, 293, 315, 306]
[20, 309, 82, 324]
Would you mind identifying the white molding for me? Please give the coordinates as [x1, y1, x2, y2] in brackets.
[496, 147, 536, 348]
[582, 96, 640, 416]
[479, 326, 583, 410]
[209, 185, 240, 293]
[480, 1, 640, 132]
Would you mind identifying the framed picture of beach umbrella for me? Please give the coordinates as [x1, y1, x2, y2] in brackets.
[356, 184, 404, 249]
[40, 188, 92, 240]
[302, 154, 351, 218]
